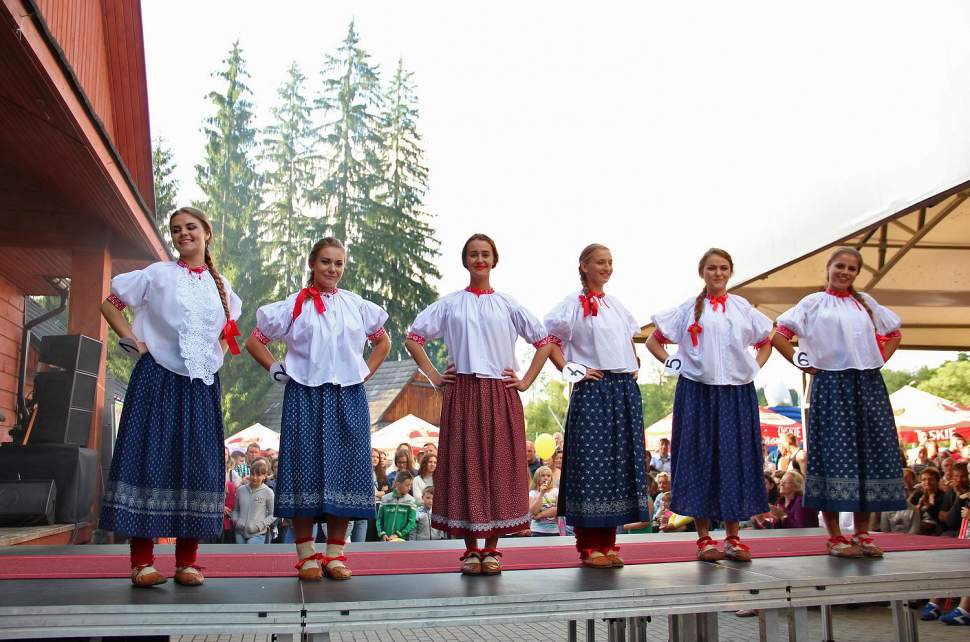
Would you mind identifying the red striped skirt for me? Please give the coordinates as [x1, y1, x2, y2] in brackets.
[430, 375, 530, 538]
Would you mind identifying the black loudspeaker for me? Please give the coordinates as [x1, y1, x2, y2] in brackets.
[0, 444, 97, 523]
[0, 480, 56, 526]
[31, 334, 102, 446]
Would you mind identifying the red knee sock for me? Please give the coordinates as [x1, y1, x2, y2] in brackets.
[130, 537, 154, 568]
[175, 538, 199, 568]
[574, 527, 615, 553]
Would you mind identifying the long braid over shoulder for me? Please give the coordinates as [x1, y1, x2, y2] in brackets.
[170, 206, 230, 324]
[694, 248, 734, 323]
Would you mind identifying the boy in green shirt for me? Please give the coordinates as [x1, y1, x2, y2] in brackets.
[378, 470, 417, 541]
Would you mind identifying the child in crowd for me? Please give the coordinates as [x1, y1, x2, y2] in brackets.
[529, 466, 560, 536]
[230, 451, 247, 486]
[410, 486, 446, 541]
[378, 470, 417, 541]
[233, 459, 276, 544]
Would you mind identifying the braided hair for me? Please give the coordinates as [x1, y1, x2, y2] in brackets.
[306, 237, 346, 288]
[578, 243, 609, 292]
[825, 246, 875, 324]
[170, 207, 231, 324]
[693, 248, 734, 323]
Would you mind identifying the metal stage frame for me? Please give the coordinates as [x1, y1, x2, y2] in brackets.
[0, 531, 967, 642]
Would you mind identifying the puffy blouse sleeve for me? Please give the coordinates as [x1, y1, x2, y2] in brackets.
[253, 298, 293, 344]
[741, 300, 773, 347]
[651, 300, 691, 345]
[860, 293, 902, 336]
[775, 297, 813, 340]
[543, 296, 576, 345]
[110, 265, 153, 308]
[613, 298, 642, 337]
[507, 295, 552, 347]
[408, 298, 447, 345]
[360, 298, 390, 342]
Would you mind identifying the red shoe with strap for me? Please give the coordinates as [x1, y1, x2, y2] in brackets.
[724, 535, 752, 562]
[321, 554, 352, 580]
[295, 552, 324, 581]
[460, 549, 482, 575]
[826, 535, 863, 559]
[851, 532, 884, 558]
[696, 536, 725, 562]
[481, 548, 503, 575]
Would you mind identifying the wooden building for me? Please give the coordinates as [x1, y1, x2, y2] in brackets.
[0, 0, 165, 452]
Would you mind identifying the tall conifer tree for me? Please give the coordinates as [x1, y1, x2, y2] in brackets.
[262, 62, 317, 296]
[195, 41, 272, 433]
[151, 137, 179, 241]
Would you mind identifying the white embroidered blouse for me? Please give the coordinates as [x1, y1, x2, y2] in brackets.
[407, 288, 552, 379]
[775, 290, 902, 371]
[651, 293, 772, 386]
[543, 291, 640, 373]
[252, 288, 388, 387]
[108, 260, 242, 385]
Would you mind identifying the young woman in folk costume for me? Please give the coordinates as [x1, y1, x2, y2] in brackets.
[404, 233, 555, 575]
[646, 248, 772, 561]
[772, 246, 904, 558]
[100, 206, 242, 587]
[544, 243, 650, 567]
[245, 238, 390, 580]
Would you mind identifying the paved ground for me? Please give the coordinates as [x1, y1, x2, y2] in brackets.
[174, 604, 968, 641]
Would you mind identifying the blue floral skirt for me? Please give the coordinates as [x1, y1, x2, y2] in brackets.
[100, 354, 225, 539]
[805, 369, 905, 512]
[670, 377, 768, 522]
[558, 372, 650, 528]
[275, 380, 375, 519]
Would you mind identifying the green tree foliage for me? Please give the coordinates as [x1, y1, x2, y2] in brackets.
[882, 365, 934, 395]
[524, 375, 568, 440]
[151, 138, 179, 241]
[640, 377, 677, 428]
[195, 42, 273, 433]
[369, 59, 442, 359]
[261, 62, 318, 297]
[917, 353, 970, 405]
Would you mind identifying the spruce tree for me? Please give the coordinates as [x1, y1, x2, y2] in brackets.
[261, 62, 318, 296]
[374, 59, 441, 360]
[151, 137, 179, 241]
[195, 41, 272, 434]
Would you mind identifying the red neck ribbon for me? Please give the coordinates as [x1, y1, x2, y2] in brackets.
[708, 294, 727, 312]
[465, 286, 495, 296]
[293, 287, 328, 320]
[579, 291, 604, 318]
[826, 288, 861, 309]
[177, 259, 208, 280]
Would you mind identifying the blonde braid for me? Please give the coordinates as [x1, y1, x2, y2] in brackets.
[204, 246, 231, 323]
[693, 288, 707, 323]
[847, 285, 875, 325]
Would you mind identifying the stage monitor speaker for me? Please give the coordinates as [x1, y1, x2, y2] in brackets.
[39, 334, 101, 375]
[0, 479, 56, 526]
[30, 334, 102, 446]
[0, 444, 97, 523]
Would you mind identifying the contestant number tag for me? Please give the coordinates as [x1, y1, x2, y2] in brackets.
[270, 361, 290, 384]
[792, 349, 811, 369]
[663, 356, 683, 376]
[563, 362, 587, 383]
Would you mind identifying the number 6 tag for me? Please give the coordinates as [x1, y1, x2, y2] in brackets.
[563, 362, 587, 383]
[792, 349, 811, 369]
[664, 356, 683, 376]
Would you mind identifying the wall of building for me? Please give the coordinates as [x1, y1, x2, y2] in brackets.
[0, 274, 24, 441]
[382, 373, 442, 427]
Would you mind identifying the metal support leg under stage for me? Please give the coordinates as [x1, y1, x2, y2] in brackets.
[607, 618, 625, 642]
[787, 606, 808, 641]
[891, 601, 919, 642]
[819, 605, 834, 642]
[626, 616, 648, 642]
[759, 608, 784, 642]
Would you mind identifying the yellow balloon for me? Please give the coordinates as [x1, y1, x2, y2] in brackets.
[535, 433, 556, 460]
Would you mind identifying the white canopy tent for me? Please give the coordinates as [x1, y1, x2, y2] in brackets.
[889, 385, 970, 444]
[371, 414, 440, 452]
[224, 423, 280, 452]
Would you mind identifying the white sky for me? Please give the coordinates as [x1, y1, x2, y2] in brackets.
[142, 0, 970, 392]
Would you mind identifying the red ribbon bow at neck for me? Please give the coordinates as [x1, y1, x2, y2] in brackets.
[579, 291, 604, 318]
[292, 287, 328, 320]
[222, 319, 241, 355]
[177, 259, 208, 280]
[708, 295, 727, 312]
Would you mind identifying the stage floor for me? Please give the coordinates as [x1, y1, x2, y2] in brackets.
[0, 530, 967, 641]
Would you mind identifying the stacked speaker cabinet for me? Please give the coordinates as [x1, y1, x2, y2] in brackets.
[31, 335, 103, 446]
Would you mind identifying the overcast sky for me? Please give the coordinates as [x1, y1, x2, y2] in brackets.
[142, 0, 969, 392]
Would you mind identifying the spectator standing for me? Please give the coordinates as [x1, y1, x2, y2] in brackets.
[550, 449, 563, 488]
[529, 466, 559, 536]
[651, 438, 672, 474]
[387, 450, 414, 488]
[378, 471, 417, 541]
[410, 486, 446, 541]
[233, 459, 276, 544]
[909, 468, 945, 535]
[877, 468, 919, 534]
[938, 461, 970, 536]
[412, 453, 437, 501]
[231, 451, 247, 485]
[526, 441, 541, 477]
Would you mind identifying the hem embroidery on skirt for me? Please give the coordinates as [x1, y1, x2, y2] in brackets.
[277, 489, 373, 511]
[805, 475, 905, 504]
[103, 481, 223, 515]
[562, 496, 650, 517]
[431, 512, 530, 533]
